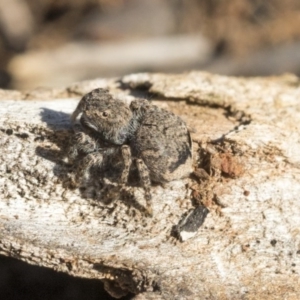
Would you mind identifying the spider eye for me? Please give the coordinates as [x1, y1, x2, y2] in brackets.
[102, 111, 109, 117]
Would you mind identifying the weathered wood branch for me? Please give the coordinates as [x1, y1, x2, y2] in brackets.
[1, 72, 300, 299]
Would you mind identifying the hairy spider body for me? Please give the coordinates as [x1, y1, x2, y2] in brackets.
[69, 88, 193, 215]
[130, 100, 192, 183]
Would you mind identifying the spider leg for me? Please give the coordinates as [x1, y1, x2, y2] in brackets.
[120, 145, 132, 185]
[72, 152, 103, 187]
[68, 131, 97, 164]
[136, 158, 153, 216]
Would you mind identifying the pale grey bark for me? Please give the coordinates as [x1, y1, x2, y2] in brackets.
[0, 72, 300, 299]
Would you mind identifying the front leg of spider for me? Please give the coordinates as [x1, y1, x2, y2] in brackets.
[67, 128, 104, 188]
[120, 146, 152, 216]
[68, 131, 98, 164]
[120, 145, 132, 185]
[72, 151, 104, 188]
[136, 158, 153, 217]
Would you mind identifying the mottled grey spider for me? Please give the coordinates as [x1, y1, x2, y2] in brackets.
[68, 88, 193, 215]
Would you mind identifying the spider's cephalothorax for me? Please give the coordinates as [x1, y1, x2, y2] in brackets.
[71, 88, 137, 145]
[69, 88, 193, 216]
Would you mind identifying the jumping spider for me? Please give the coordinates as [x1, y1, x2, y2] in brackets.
[68, 88, 193, 216]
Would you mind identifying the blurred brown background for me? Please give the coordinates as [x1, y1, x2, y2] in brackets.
[0, 0, 300, 90]
[1, 0, 300, 299]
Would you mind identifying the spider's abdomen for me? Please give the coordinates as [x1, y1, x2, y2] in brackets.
[132, 106, 193, 183]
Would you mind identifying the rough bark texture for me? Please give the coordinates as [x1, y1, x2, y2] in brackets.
[0, 72, 300, 299]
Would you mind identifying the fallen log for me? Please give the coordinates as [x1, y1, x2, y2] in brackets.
[0, 72, 300, 299]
